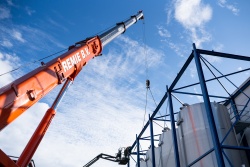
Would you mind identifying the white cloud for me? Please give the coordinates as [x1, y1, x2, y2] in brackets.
[174, 0, 212, 29]
[166, 9, 173, 25]
[25, 6, 36, 16]
[12, 29, 26, 43]
[218, 0, 239, 15]
[0, 24, 66, 51]
[196, 43, 224, 63]
[157, 25, 171, 38]
[48, 18, 68, 32]
[227, 5, 239, 15]
[190, 66, 197, 78]
[202, 54, 222, 63]
[0, 3, 67, 51]
[189, 27, 212, 48]
[212, 43, 224, 52]
[114, 36, 163, 71]
[0, 102, 49, 156]
[0, 6, 11, 20]
[0, 6, 66, 50]
[19, 25, 66, 50]
[1, 39, 13, 48]
[0, 36, 165, 167]
[237, 67, 243, 71]
[168, 42, 188, 57]
[6, 0, 14, 6]
[193, 87, 203, 102]
[0, 52, 20, 87]
[0, 100, 143, 167]
[174, 0, 213, 47]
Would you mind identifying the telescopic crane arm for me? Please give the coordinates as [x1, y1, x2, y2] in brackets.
[83, 153, 118, 167]
[0, 11, 143, 167]
[0, 11, 143, 131]
[83, 147, 131, 167]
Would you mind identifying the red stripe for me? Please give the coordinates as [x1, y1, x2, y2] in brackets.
[187, 107, 204, 167]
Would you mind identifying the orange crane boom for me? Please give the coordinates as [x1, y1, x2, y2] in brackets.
[0, 37, 102, 130]
[0, 11, 143, 167]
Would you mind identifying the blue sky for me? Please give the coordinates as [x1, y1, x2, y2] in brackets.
[0, 0, 249, 167]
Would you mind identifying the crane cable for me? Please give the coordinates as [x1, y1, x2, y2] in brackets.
[143, 80, 165, 127]
[141, 19, 163, 128]
[141, 19, 166, 130]
[0, 17, 133, 78]
[0, 48, 67, 77]
[142, 18, 149, 128]
[0, 15, 136, 78]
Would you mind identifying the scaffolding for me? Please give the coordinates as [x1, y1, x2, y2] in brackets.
[128, 43, 250, 167]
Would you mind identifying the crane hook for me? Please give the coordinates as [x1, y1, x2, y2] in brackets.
[146, 79, 150, 89]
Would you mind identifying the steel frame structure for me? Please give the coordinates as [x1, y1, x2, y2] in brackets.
[129, 43, 250, 167]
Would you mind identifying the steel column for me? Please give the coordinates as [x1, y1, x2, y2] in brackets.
[149, 114, 156, 167]
[136, 134, 140, 167]
[167, 86, 180, 167]
[193, 43, 225, 166]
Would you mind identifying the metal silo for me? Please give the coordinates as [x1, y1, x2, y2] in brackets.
[177, 102, 245, 167]
[139, 128, 177, 167]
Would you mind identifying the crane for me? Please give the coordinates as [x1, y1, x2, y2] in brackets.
[83, 147, 131, 167]
[83, 153, 119, 167]
[0, 11, 144, 167]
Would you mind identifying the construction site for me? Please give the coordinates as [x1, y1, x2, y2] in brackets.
[0, 2, 250, 167]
